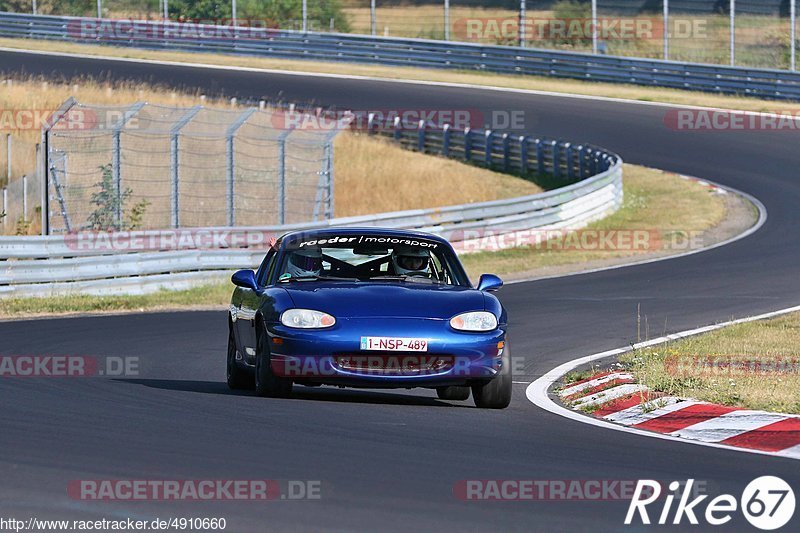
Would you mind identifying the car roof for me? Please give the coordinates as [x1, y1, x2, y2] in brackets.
[279, 227, 451, 247]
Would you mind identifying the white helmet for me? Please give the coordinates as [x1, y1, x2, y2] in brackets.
[287, 248, 322, 278]
[391, 248, 430, 276]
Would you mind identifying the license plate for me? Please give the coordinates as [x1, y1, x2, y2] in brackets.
[360, 336, 428, 352]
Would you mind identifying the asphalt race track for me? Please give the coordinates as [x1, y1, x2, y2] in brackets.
[1, 49, 799, 531]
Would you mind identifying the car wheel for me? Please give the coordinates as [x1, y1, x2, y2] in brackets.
[254, 327, 292, 398]
[436, 386, 470, 401]
[472, 344, 512, 409]
[227, 327, 253, 390]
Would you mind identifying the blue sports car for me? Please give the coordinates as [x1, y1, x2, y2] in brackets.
[227, 228, 511, 408]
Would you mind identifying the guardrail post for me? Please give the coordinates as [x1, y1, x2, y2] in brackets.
[169, 106, 201, 229]
[535, 138, 545, 176]
[519, 136, 528, 175]
[464, 127, 472, 161]
[484, 130, 493, 167]
[578, 145, 587, 178]
[442, 124, 450, 157]
[502, 133, 510, 172]
[552, 140, 561, 179]
[417, 119, 426, 152]
[393, 116, 402, 142]
[565, 143, 575, 180]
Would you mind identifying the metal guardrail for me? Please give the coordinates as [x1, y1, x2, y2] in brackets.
[0, 11, 799, 100]
[0, 122, 623, 296]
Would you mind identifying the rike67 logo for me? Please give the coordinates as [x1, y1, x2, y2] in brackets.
[626, 477, 795, 530]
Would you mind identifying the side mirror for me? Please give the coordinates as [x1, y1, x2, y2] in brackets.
[477, 273, 503, 292]
[231, 269, 258, 291]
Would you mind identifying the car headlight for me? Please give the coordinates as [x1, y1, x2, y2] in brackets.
[281, 309, 336, 329]
[450, 311, 498, 332]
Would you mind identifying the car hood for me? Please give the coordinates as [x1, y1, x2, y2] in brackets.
[280, 281, 485, 320]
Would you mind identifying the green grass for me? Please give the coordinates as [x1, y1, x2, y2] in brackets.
[620, 312, 800, 414]
[0, 283, 232, 318]
[459, 164, 727, 279]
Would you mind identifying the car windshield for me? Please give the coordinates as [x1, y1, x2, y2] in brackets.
[275, 234, 469, 287]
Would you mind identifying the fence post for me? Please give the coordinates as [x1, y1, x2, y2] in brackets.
[277, 126, 296, 225]
[97, 0, 101, 18]
[35, 142, 41, 230]
[663, 0, 669, 60]
[484, 130, 493, 167]
[232, 0, 237, 28]
[32, 0, 37, 15]
[5, 134, 10, 182]
[464, 127, 472, 161]
[41, 97, 77, 236]
[519, 0, 526, 47]
[110, 102, 144, 229]
[442, 124, 450, 157]
[225, 108, 256, 227]
[792, 0, 797, 71]
[22, 174, 27, 221]
[1, 188, 6, 231]
[169, 106, 201, 229]
[302, 0, 308, 32]
[591, 0, 598, 54]
[730, 0, 735, 66]
[326, 140, 334, 219]
[112, 129, 121, 227]
[444, 0, 450, 40]
[371, 0, 376, 36]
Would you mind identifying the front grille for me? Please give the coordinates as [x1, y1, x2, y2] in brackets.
[333, 354, 454, 375]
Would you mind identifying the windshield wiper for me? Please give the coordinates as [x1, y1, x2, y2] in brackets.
[367, 275, 440, 283]
[279, 274, 359, 283]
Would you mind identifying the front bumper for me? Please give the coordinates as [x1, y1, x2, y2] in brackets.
[265, 318, 506, 388]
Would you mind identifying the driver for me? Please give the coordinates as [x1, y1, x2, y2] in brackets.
[286, 248, 323, 278]
[391, 247, 431, 276]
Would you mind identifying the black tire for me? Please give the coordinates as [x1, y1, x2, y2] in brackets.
[227, 327, 253, 390]
[254, 327, 292, 398]
[472, 344, 512, 409]
[436, 386, 471, 401]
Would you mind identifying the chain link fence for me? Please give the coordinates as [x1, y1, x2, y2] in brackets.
[1, 134, 40, 235]
[2, 1, 796, 70]
[41, 99, 345, 234]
